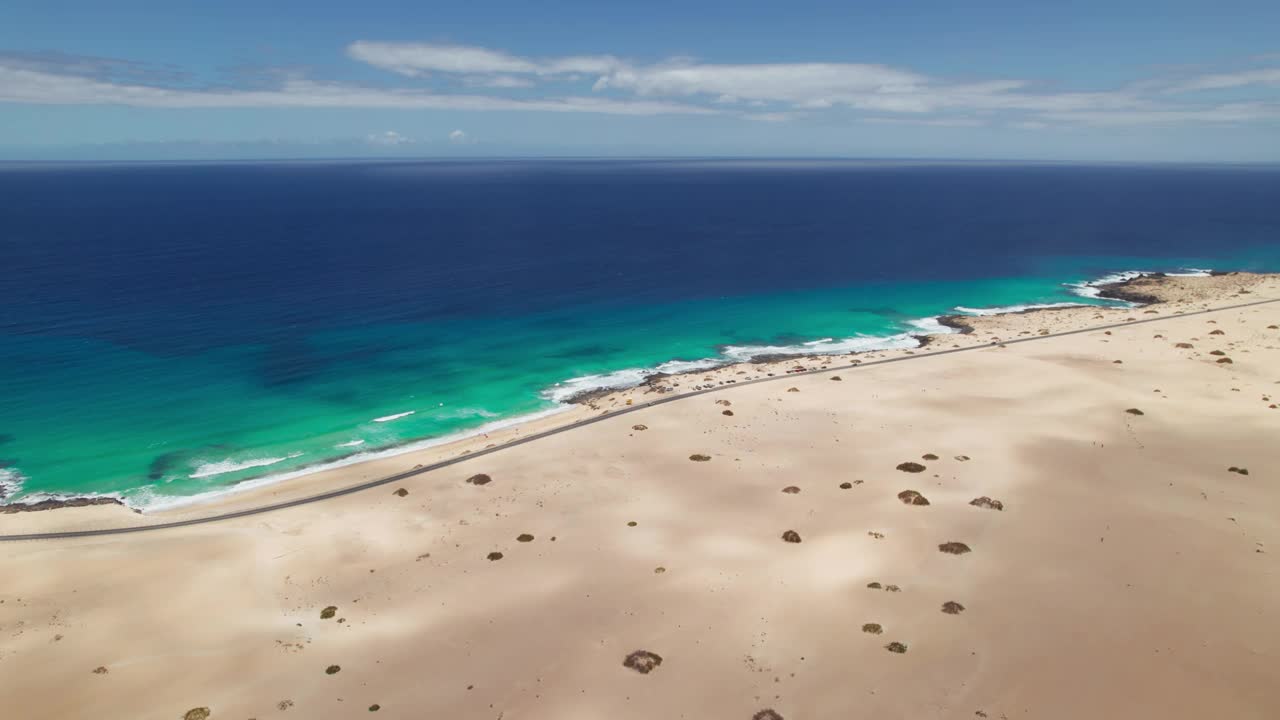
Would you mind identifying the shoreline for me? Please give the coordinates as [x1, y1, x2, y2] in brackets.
[0, 268, 1265, 519]
[3, 269, 1278, 718]
[2, 269, 1275, 534]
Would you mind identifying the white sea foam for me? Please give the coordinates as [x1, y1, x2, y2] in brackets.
[655, 358, 724, 375]
[906, 316, 960, 334]
[954, 302, 1087, 316]
[1066, 268, 1212, 300]
[0, 467, 25, 500]
[139, 405, 572, 512]
[433, 406, 500, 420]
[189, 452, 303, 479]
[722, 333, 920, 362]
[543, 367, 656, 403]
[336, 439, 366, 448]
[542, 332, 926, 403]
[2, 488, 128, 509]
[1066, 270, 1150, 299]
[372, 410, 416, 423]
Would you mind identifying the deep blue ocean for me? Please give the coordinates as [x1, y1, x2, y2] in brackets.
[2, 159, 1278, 507]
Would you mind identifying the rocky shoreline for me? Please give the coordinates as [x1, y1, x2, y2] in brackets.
[6, 271, 1268, 516]
[565, 269, 1196, 406]
[0, 495, 135, 514]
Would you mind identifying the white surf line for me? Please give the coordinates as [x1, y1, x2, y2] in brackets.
[5, 292, 1276, 542]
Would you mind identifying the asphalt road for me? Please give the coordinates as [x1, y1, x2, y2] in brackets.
[3, 295, 1275, 543]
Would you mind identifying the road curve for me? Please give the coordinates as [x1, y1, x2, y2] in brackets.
[3, 295, 1276, 543]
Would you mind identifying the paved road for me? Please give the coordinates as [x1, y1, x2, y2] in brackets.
[3, 295, 1276, 543]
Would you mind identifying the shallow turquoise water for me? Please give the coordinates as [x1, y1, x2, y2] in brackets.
[0, 265, 1248, 507]
[2, 161, 1278, 507]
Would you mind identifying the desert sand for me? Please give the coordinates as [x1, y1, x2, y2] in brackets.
[1, 272, 1278, 719]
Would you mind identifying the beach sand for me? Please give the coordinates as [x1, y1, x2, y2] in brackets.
[1, 272, 1278, 719]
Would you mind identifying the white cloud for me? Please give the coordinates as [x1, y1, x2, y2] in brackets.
[339, 42, 1207, 124]
[1166, 67, 1280, 93]
[3, 42, 1279, 131]
[863, 116, 986, 127]
[366, 130, 412, 145]
[1039, 102, 1280, 126]
[346, 41, 622, 78]
[449, 129, 467, 143]
[592, 62, 927, 105]
[0, 64, 717, 116]
[465, 75, 535, 89]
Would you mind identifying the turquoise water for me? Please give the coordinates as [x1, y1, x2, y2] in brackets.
[0, 267, 1240, 507]
[2, 161, 1278, 508]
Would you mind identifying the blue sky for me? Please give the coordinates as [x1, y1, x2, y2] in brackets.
[2, 0, 1279, 161]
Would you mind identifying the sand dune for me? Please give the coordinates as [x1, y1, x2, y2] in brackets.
[1, 272, 1278, 719]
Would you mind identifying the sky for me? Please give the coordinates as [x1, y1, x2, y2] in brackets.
[2, 0, 1279, 161]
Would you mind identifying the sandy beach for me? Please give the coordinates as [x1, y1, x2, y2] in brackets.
[2, 271, 1279, 719]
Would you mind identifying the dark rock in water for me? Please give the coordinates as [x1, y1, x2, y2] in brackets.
[0, 433, 12, 446]
[369, 704, 381, 712]
[969, 496, 1004, 511]
[325, 665, 341, 675]
[884, 642, 908, 654]
[689, 454, 711, 462]
[622, 650, 663, 674]
[487, 551, 504, 561]
[183, 709, 211, 720]
[862, 623, 883, 634]
[1, 496, 133, 514]
[897, 490, 930, 506]
[781, 530, 802, 543]
[562, 385, 626, 405]
[941, 601, 966, 615]
[320, 606, 337, 619]
[896, 462, 927, 473]
[1096, 280, 1161, 306]
[934, 315, 976, 334]
[517, 533, 535, 542]
[466, 473, 492, 485]
[939, 541, 972, 555]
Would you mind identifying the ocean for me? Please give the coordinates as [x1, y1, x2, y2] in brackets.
[2, 159, 1278, 508]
